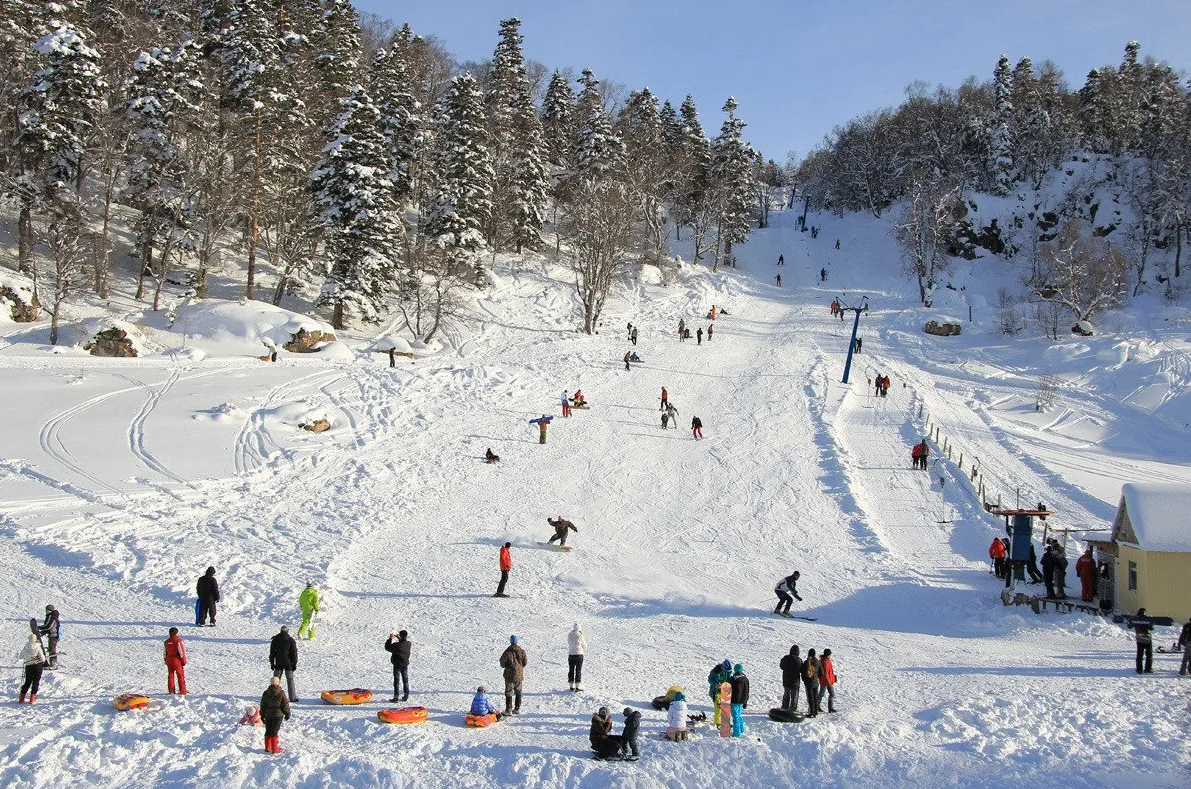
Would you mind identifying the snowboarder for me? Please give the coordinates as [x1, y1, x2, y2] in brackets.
[691, 416, 703, 440]
[196, 566, 219, 627]
[820, 268, 826, 282]
[665, 691, 689, 741]
[39, 605, 59, 670]
[500, 635, 528, 714]
[494, 543, 512, 597]
[989, 537, 1007, 578]
[385, 630, 412, 701]
[773, 571, 803, 615]
[1177, 618, 1191, 675]
[835, 239, 840, 249]
[269, 625, 299, 702]
[590, 706, 621, 759]
[619, 707, 642, 759]
[729, 664, 749, 737]
[1075, 549, 1096, 602]
[560, 390, 571, 417]
[631, 326, 638, 346]
[485, 447, 500, 463]
[547, 516, 578, 547]
[779, 645, 802, 711]
[17, 634, 46, 704]
[470, 685, 501, 719]
[624, 351, 632, 371]
[260, 676, 291, 753]
[817, 649, 838, 713]
[659, 387, 668, 411]
[567, 623, 586, 691]
[572, 390, 586, 407]
[298, 582, 319, 640]
[803, 649, 821, 717]
[696, 327, 703, 345]
[777, 254, 784, 266]
[677, 318, 685, 340]
[529, 414, 553, 444]
[707, 324, 713, 341]
[1132, 608, 1154, 673]
[775, 274, 782, 287]
[164, 626, 187, 695]
[707, 659, 733, 727]
[665, 402, 679, 429]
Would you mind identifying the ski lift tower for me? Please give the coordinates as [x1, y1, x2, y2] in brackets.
[989, 505, 1054, 602]
[839, 296, 869, 384]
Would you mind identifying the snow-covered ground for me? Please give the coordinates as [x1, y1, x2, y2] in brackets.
[0, 208, 1187, 788]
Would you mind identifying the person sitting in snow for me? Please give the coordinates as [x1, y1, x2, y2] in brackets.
[238, 705, 263, 726]
[485, 448, 500, 464]
[470, 686, 502, 719]
[572, 390, 586, 407]
[665, 691, 689, 741]
[629, 352, 643, 362]
[590, 706, 622, 759]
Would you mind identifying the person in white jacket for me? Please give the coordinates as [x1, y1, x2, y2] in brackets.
[567, 623, 587, 692]
[665, 691, 689, 741]
[18, 634, 46, 704]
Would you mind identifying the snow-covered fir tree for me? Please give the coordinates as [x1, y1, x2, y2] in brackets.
[540, 69, 574, 169]
[615, 87, 670, 263]
[312, 84, 404, 329]
[313, 0, 361, 127]
[573, 68, 624, 181]
[988, 54, 1014, 195]
[370, 43, 421, 204]
[710, 97, 755, 270]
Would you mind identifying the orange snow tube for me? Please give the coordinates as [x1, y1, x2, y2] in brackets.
[465, 712, 500, 728]
[320, 688, 374, 705]
[113, 693, 151, 711]
[377, 706, 429, 725]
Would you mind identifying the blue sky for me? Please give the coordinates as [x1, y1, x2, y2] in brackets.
[352, 0, 1191, 163]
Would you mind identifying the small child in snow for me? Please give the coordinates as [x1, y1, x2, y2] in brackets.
[239, 705, 263, 726]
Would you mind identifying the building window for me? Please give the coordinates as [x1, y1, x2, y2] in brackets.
[1128, 561, 1138, 591]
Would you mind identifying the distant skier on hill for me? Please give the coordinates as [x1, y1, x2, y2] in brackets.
[624, 351, 632, 371]
[691, 416, 703, 439]
[707, 324, 713, 341]
[677, 318, 685, 339]
[777, 254, 784, 266]
[546, 517, 578, 547]
[773, 572, 803, 616]
[696, 327, 703, 345]
[494, 543, 512, 597]
[485, 447, 500, 463]
[665, 402, 679, 429]
[820, 268, 826, 282]
[659, 387, 668, 411]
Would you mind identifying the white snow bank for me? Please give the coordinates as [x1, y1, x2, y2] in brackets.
[368, 335, 413, 353]
[172, 301, 333, 348]
[59, 317, 153, 355]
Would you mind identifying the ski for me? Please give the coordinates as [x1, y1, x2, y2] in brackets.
[773, 612, 818, 621]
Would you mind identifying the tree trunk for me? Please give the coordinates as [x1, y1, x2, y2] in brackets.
[1175, 221, 1183, 279]
[245, 111, 262, 300]
[135, 229, 153, 300]
[94, 190, 113, 298]
[332, 301, 345, 330]
[18, 205, 33, 274]
[152, 236, 175, 311]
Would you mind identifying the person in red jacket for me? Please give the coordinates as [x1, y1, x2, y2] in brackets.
[989, 537, 1007, 578]
[817, 649, 838, 713]
[659, 387, 668, 412]
[1075, 548, 1097, 602]
[164, 626, 187, 694]
[910, 442, 923, 469]
[494, 543, 512, 598]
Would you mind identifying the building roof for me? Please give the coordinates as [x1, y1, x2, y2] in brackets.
[1117, 483, 1191, 552]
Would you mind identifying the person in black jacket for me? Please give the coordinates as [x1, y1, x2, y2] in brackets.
[196, 566, 220, 626]
[39, 605, 60, 670]
[1041, 547, 1056, 599]
[385, 630, 412, 701]
[260, 676, 291, 753]
[729, 663, 749, 736]
[778, 645, 802, 710]
[269, 626, 299, 701]
[803, 649, 821, 717]
[619, 707, 642, 760]
[1133, 608, 1154, 674]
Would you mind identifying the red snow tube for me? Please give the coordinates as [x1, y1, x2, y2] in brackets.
[465, 712, 500, 728]
[113, 693, 151, 711]
[321, 688, 374, 705]
[377, 706, 429, 724]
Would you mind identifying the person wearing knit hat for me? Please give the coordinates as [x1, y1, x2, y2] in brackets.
[567, 623, 587, 692]
[500, 635, 528, 714]
[729, 663, 749, 737]
[260, 675, 291, 753]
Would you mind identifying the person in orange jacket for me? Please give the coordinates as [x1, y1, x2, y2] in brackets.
[494, 543, 512, 598]
[989, 537, 1007, 578]
[164, 626, 187, 694]
[817, 649, 838, 713]
[1075, 548, 1097, 602]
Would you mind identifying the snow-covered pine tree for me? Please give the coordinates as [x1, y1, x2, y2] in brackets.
[709, 97, 755, 271]
[506, 81, 549, 253]
[1009, 57, 1051, 188]
[312, 84, 404, 329]
[541, 69, 574, 169]
[370, 44, 422, 204]
[988, 54, 1014, 195]
[676, 95, 714, 262]
[313, 0, 361, 128]
[615, 87, 670, 264]
[1113, 41, 1145, 155]
[573, 68, 624, 182]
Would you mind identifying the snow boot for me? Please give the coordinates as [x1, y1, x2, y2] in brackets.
[568, 682, 575, 691]
[828, 700, 836, 713]
[264, 735, 272, 753]
[273, 737, 283, 753]
[28, 694, 35, 704]
[18, 692, 25, 704]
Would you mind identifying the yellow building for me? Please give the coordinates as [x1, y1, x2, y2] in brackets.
[1096, 483, 1191, 623]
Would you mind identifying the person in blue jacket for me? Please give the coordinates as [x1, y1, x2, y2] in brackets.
[707, 659, 733, 726]
[470, 686, 502, 719]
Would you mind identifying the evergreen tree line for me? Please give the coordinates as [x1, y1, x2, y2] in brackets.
[796, 42, 1191, 311]
[1, 1, 763, 338]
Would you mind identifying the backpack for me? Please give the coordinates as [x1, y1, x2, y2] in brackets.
[805, 659, 816, 679]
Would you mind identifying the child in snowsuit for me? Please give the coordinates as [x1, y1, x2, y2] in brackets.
[619, 707, 642, 759]
[164, 626, 187, 694]
[665, 691, 689, 741]
[238, 705, 263, 726]
[260, 676, 291, 753]
[470, 686, 501, 718]
[18, 634, 46, 704]
[298, 583, 319, 640]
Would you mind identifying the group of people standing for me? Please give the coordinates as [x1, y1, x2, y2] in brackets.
[778, 645, 837, 717]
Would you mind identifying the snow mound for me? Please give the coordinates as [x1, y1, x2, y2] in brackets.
[193, 403, 240, 423]
[173, 301, 333, 349]
[60, 317, 153, 355]
[368, 336, 413, 353]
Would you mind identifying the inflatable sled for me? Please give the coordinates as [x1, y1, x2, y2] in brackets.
[768, 707, 806, 723]
[114, 693, 152, 711]
[377, 706, 429, 724]
[321, 688, 374, 705]
[651, 685, 685, 710]
[465, 712, 501, 728]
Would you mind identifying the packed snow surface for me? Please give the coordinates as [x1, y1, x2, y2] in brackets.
[0, 208, 1187, 789]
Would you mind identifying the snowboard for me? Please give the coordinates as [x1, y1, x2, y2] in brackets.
[1113, 614, 1175, 627]
[29, 618, 50, 667]
[537, 542, 574, 551]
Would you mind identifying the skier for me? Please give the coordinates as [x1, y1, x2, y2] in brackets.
[269, 625, 299, 702]
[854, 337, 862, 353]
[779, 645, 802, 711]
[1132, 608, 1154, 674]
[664, 691, 689, 740]
[830, 300, 839, 316]
[624, 351, 632, 371]
[619, 707, 642, 759]
[820, 268, 826, 282]
[989, 537, 1006, 578]
[835, 239, 840, 249]
[1076, 548, 1096, 602]
[707, 659, 733, 727]
[17, 634, 46, 704]
[39, 605, 60, 670]
[917, 439, 929, 469]
[561, 390, 571, 418]
[590, 706, 621, 759]
[385, 630, 412, 701]
[485, 447, 500, 463]
[260, 676, 291, 753]
[196, 566, 219, 627]
[729, 664, 749, 737]
[777, 254, 784, 265]
[1177, 618, 1191, 675]
[665, 402, 679, 429]
[626, 322, 633, 341]
[874, 375, 883, 397]
[691, 416, 703, 440]
[529, 414, 553, 445]
[470, 685, 501, 719]
[775, 274, 782, 287]
[546, 516, 578, 547]
[567, 623, 587, 691]
[661, 410, 670, 429]
[696, 327, 703, 345]
[298, 582, 319, 640]
[499, 635, 528, 714]
[631, 327, 638, 346]
[773, 571, 803, 615]
[707, 324, 713, 341]
[802, 648, 821, 717]
[164, 626, 187, 695]
[494, 542, 512, 597]
[659, 387, 668, 411]
[911, 442, 924, 470]
[817, 648, 837, 713]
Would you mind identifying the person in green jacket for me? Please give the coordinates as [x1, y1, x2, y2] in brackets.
[298, 583, 319, 640]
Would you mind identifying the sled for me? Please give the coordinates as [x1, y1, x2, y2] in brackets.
[465, 712, 501, 728]
[194, 599, 202, 626]
[768, 707, 806, 723]
[570, 404, 590, 410]
[1156, 643, 1182, 653]
[537, 542, 574, 551]
[321, 688, 374, 705]
[377, 706, 429, 724]
[113, 693, 152, 711]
